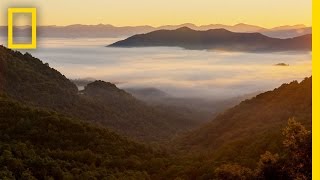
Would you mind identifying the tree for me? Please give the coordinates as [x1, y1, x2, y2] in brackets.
[0, 167, 14, 180]
[214, 163, 253, 180]
[282, 118, 311, 180]
[255, 151, 285, 179]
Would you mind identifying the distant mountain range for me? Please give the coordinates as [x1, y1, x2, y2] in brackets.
[109, 27, 311, 52]
[0, 23, 311, 39]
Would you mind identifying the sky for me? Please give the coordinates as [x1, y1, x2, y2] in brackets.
[0, 0, 312, 27]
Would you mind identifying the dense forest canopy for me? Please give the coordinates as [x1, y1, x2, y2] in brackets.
[176, 77, 311, 167]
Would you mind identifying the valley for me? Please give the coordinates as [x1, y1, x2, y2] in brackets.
[0, 44, 311, 179]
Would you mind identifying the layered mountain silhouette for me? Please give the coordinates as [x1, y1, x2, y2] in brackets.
[0, 23, 311, 39]
[109, 27, 311, 52]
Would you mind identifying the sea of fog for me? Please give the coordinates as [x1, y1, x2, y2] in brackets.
[0, 37, 312, 99]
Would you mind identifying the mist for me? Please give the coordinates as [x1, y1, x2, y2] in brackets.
[2, 37, 311, 99]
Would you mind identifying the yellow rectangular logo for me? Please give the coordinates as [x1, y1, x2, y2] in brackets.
[8, 8, 37, 49]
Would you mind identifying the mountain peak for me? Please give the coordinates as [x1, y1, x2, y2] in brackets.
[175, 26, 194, 31]
[234, 23, 249, 26]
[84, 80, 120, 92]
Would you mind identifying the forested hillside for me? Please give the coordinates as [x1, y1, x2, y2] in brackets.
[0, 93, 311, 179]
[0, 94, 172, 179]
[81, 80, 199, 140]
[0, 46, 199, 141]
[176, 77, 311, 167]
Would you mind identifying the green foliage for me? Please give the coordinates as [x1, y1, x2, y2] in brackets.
[282, 118, 312, 180]
[176, 77, 311, 167]
[214, 163, 253, 180]
[255, 151, 284, 179]
[0, 95, 171, 179]
[212, 119, 312, 180]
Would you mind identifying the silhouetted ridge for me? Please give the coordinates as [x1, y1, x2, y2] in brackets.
[2, 23, 311, 38]
[175, 26, 194, 32]
[109, 28, 311, 52]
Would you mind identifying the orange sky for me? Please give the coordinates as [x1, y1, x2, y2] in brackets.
[0, 0, 312, 27]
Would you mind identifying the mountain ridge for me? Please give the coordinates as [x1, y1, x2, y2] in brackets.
[108, 27, 311, 52]
[0, 23, 311, 39]
[175, 77, 311, 167]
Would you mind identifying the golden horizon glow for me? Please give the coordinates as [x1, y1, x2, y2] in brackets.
[0, 0, 311, 28]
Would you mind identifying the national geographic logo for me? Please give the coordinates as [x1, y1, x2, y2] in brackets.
[8, 8, 37, 49]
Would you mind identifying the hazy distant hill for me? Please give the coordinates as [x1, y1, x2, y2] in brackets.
[176, 77, 311, 167]
[0, 23, 311, 39]
[0, 24, 154, 38]
[261, 27, 312, 39]
[269, 24, 307, 31]
[109, 27, 311, 52]
[125, 87, 169, 100]
[158, 23, 266, 32]
[126, 87, 260, 123]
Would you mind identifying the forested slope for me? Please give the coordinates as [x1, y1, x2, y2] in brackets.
[0, 46, 198, 141]
[177, 77, 311, 167]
